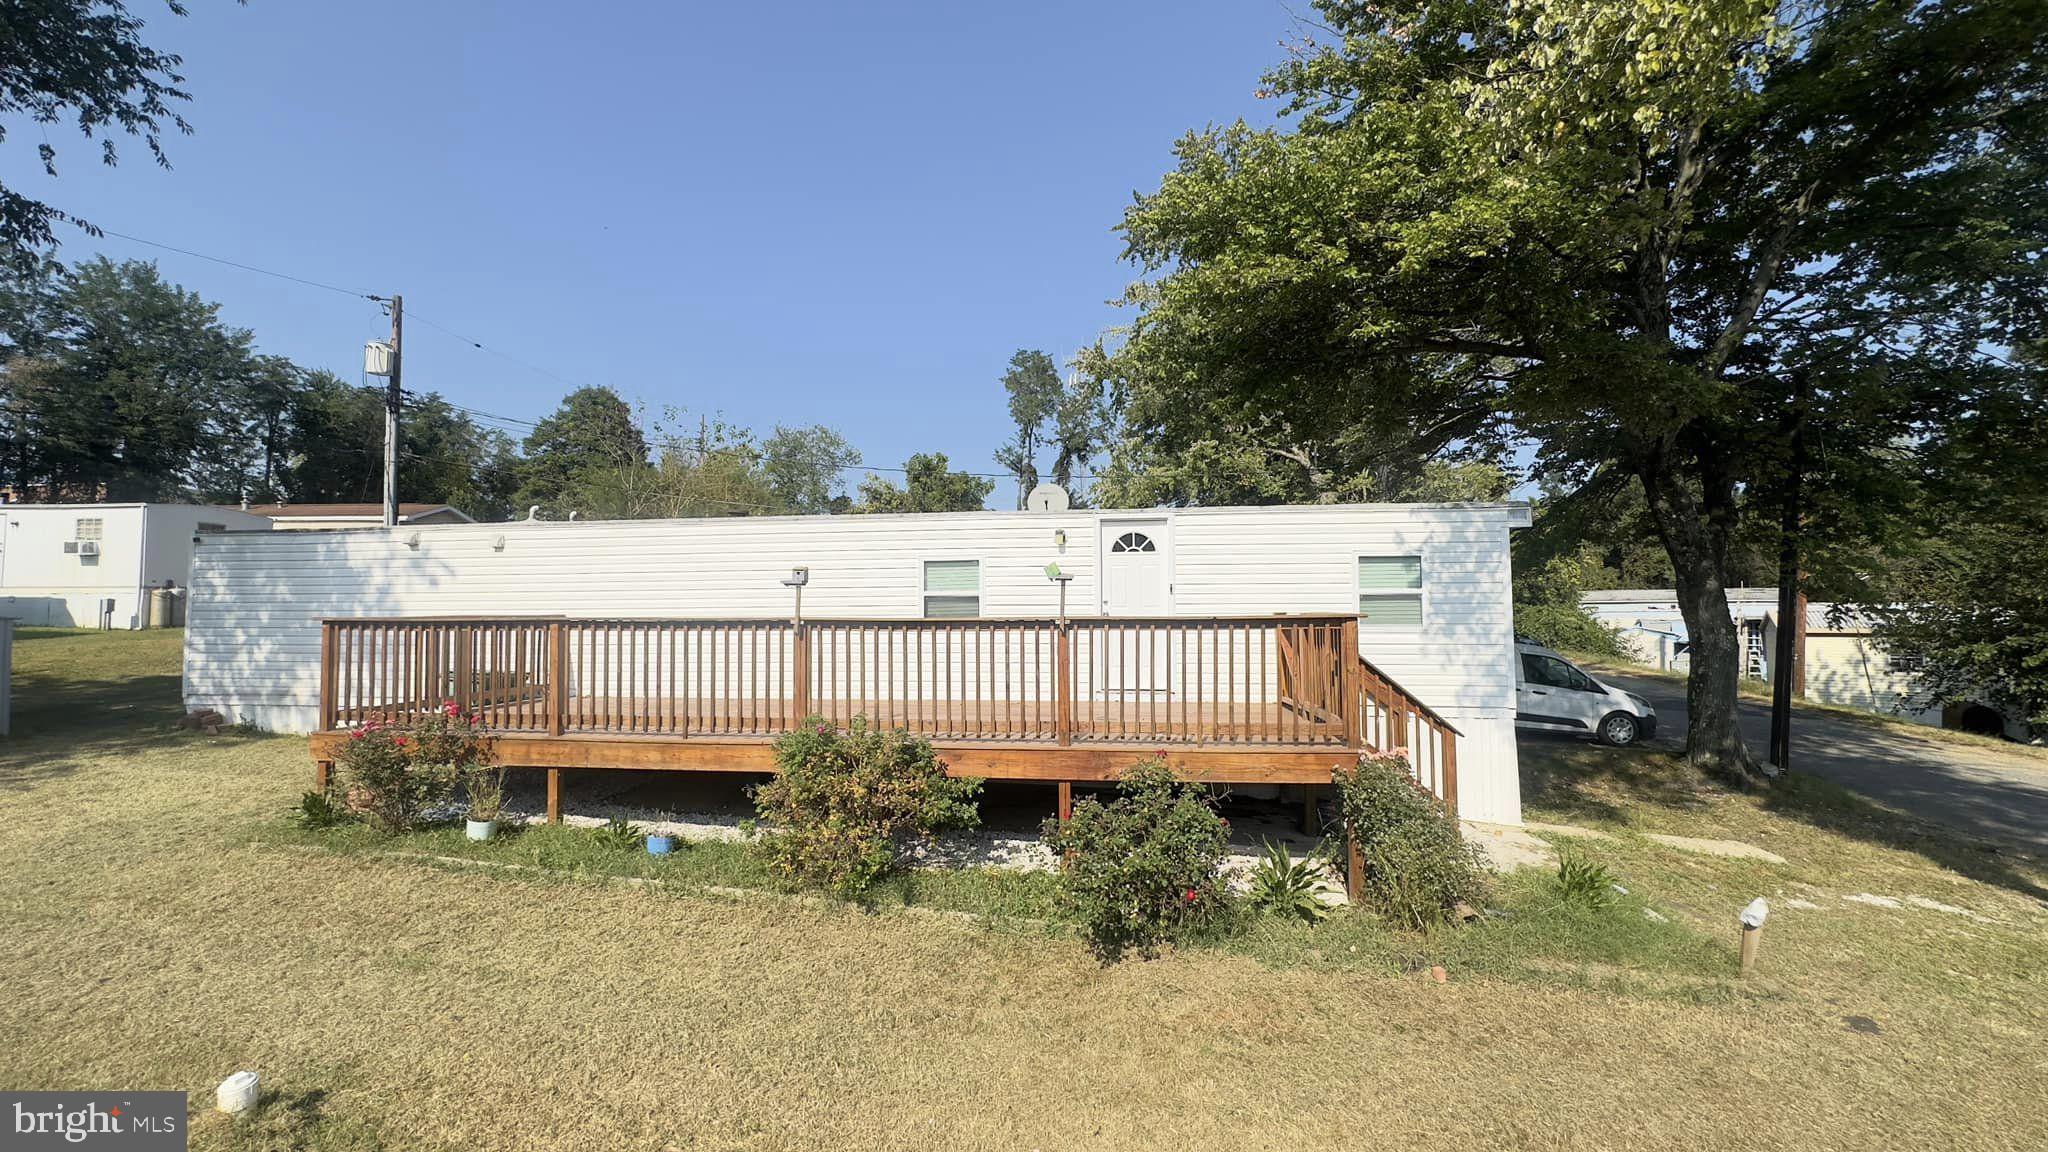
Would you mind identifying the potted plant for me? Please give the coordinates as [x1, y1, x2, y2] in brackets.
[464, 762, 506, 841]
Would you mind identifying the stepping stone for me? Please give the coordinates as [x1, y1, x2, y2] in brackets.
[1643, 833, 1787, 864]
[1523, 821, 1616, 840]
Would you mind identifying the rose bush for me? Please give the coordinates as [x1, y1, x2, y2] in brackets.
[335, 701, 492, 834]
[1041, 757, 1232, 963]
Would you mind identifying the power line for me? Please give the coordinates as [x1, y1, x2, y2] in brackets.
[60, 224, 1100, 484]
[93, 228, 380, 302]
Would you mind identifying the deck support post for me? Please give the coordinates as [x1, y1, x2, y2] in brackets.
[1338, 617, 1362, 752]
[453, 625, 474, 711]
[1300, 784, 1317, 834]
[1054, 621, 1073, 746]
[546, 622, 566, 737]
[318, 622, 337, 732]
[792, 621, 811, 719]
[546, 768, 562, 824]
[1057, 781, 1072, 823]
[315, 759, 332, 792]
[1442, 731, 1459, 819]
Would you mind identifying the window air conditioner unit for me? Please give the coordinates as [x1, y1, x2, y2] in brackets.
[76, 540, 100, 556]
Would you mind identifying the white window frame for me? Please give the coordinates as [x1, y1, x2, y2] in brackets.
[1357, 554, 1425, 631]
[921, 557, 982, 619]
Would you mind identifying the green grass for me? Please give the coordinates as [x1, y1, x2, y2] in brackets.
[261, 817, 1069, 925]
[3, 629, 2045, 1150]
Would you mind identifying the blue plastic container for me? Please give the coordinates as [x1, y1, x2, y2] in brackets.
[646, 834, 676, 856]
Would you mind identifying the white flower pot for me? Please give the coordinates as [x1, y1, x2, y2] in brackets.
[466, 818, 497, 842]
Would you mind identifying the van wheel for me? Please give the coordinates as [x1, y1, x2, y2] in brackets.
[1597, 713, 1641, 747]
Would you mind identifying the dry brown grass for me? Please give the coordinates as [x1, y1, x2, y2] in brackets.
[2, 631, 2044, 1151]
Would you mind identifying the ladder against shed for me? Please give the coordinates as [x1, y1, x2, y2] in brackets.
[307, 614, 1458, 822]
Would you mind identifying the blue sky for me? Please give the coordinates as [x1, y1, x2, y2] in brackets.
[4, 1, 1302, 505]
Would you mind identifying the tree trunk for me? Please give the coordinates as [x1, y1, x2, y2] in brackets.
[1669, 561, 1763, 784]
[1638, 461, 1769, 787]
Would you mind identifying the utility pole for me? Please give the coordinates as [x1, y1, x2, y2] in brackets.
[382, 294, 403, 528]
[1768, 373, 1808, 773]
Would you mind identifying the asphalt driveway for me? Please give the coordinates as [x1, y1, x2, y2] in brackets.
[1592, 669, 2048, 856]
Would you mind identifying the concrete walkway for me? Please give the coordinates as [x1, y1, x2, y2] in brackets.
[1595, 668, 2048, 855]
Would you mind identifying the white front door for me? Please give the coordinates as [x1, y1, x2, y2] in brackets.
[1098, 520, 1170, 696]
[1099, 520, 1169, 616]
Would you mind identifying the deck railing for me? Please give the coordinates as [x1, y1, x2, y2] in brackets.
[318, 614, 1459, 801]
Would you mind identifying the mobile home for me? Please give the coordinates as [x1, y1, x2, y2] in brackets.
[1, 503, 273, 629]
[184, 502, 1532, 825]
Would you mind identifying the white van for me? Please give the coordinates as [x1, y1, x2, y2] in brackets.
[1514, 639, 1658, 746]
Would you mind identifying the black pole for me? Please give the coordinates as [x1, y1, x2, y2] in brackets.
[382, 294, 403, 529]
[1768, 376, 1807, 772]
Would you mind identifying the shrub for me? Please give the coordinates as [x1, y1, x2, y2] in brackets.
[753, 716, 982, 898]
[1041, 758, 1232, 962]
[1332, 751, 1489, 930]
[1246, 839, 1330, 924]
[292, 790, 354, 830]
[592, 816, 644, 851]
[1513, 602, 1628, 660]
[335, 702, 491, 835]
[464, 764, 507, 822]
[1553, 851, 1616, 909]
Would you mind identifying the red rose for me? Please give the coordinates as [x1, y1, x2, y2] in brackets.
[1184, 888, 1198, 902]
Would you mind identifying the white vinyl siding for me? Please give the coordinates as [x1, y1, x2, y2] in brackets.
[923, 559, 980, 618]
[1359, 556, 1423, 629]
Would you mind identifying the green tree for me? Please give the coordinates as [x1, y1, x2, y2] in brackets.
[994, 349, 1060, 507]
[1049, 365, 1109, 500]
[1872, 388, 2048, 733]
[854, 452, 994, 514]
[0, 0, 235, 266]
[1107, 0, 2047, 782]
[516, 386, 648, 517]
[1, 256, 254, 499]
[762, 423, 860, 514]
[280, 370, 518, 520]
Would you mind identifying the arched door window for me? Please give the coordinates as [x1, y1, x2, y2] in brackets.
[1110, 531, 1156, 554]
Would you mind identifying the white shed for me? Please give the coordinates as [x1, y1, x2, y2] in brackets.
[0, 503, 273, 629]
[185, 502, 1532, 824]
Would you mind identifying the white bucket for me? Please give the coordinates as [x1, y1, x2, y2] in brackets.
[466, 819, 497, 842]
[216, 1070, 260, 1114]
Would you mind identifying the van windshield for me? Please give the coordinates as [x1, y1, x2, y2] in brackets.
[1522, 652, 1601, 694]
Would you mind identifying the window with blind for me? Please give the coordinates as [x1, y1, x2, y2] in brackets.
[923, 559, 980, 618]
[1358, 556, 1423, 629]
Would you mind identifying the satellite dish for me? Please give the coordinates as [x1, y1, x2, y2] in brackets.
[1026, 483, 1071, 513]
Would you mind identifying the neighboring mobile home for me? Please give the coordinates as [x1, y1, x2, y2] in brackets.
[184, 502, 1533, 824]
[0, 503, 273, 629]
[1802, 602, 2025, 738]
[246, 502, 474, 531]
[1581, 587, 1782, 678]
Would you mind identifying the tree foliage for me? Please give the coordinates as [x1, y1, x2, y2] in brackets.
[0, 0, 240, 265]
[1107, 0, 2048, 780]
[994, 348, 1110, 507]
[1871, 383, 2048, 733]
[515, 386, 648, 517]
[854, 452, 994, 513]
[761, 423, 860, 514]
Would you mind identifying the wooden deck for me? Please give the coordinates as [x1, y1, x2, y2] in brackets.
[309, 614, 1459, 820]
